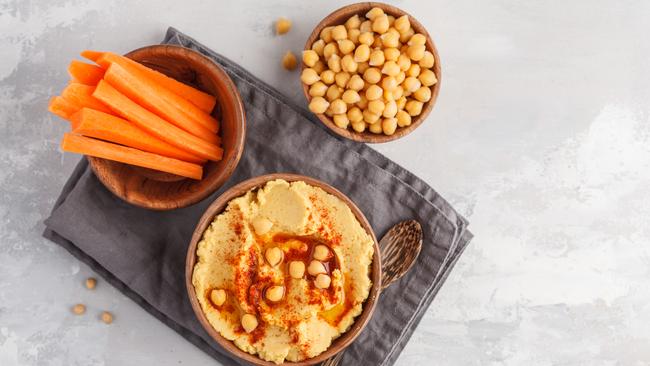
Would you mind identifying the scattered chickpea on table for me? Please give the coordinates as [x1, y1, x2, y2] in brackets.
[301, 7, 437, 136]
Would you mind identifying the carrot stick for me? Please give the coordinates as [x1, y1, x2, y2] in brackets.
[93, 80, 223, 161]
[61, 133, 203, 180]
[80, 50, 104, 62]
[62, 83, 113, 114]
[48, 96, 78, 120]
[70, 108, 206, 164]
[67, 60, 104, 86]
[87, 50, 217, 114]
[103, 63, 220, 144]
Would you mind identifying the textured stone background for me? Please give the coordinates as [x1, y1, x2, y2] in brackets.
[1, 0, 650, 365]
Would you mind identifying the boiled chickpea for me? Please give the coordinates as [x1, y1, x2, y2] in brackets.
[402, 76, 421, 93]
[241, 314, 258, 333]
[413, 86, 432, 102]
[393, 85, 404, 100]
[359, 20, 372, 33]
[419, 51, 435, 68]
[329, 99, 347, 114]
[407, 44, 425, 61]
[348, 29, 360, 44]
[396, 109, 411, 127]
[342, 89, 361, 104]
[383, 47, 400, 62]
[368, 49, 385, 66]
[382, 117, 398, 135]
[331, 25, 347, 41]
[266, 285, 285, 302]
[276, 17, 292, 35]
[265, 247, 284, 267]
[395, 71, 406, 85]
[309, 81, 328, 97]
[347, 107, 363, 122]
[356, 94, 368, 109]
[351, 121, 366, 132]
[397, 54, 411, 71]
[354, 44, 370, 63]
[289, 261, 305, 278]
[419, 69, 437, 86]
[312, 39, 325, 56]
[327, 54, 341, 73]
[308, 260, 327, 276]
[346, 74, 365, 91]
[381, 76, 397, 91]
[363, 67, 382, 84]
[252, 217, 273, 235]
[408, 33, 426, 46]
[358, 32, 374, 46]
[313, 245, 332, 261]
[363, 109, 380, 124]
[365, 84, 383, 100]
[396, 96, 407, 110]
[335, 72, 350, 88]
[308, 97, 329, 114]
[367, 99, 385, 115]
[333, 113, 350, 129]
[338, 39, 355, 55]
[302, 50, 319, 68]
[301, 68, 320, 85]
[399, 27, 415, 43]
[345, 14, 361, 29]
[320, 26, 334, 42]
[368, 121, 383, 134]
[383, 99, 398, 118]
[320, 70, 335, 85]
[282, 51, 297, 70]
[313, 60, 325, 74]
[406, 64, 420, 77]
[341, 55, 358, 73]
[405, 99, 423, 116]
[394, 15, 410, 34]
[323, 42, 339, 60]
[314, 275, 330, 290]
[381, 61, 400, 77]
[365, 7, 384, 20]
[381, 31, 400, 48]
[210, 289, 227, 306]
[372, 14, 390, 34]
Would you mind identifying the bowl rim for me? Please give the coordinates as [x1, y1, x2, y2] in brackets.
[88, 44, 246, 211]
[301, 1, 442, 143]
[185, 173, 382, 366]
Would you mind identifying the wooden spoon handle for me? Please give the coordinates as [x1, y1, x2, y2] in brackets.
[379, 220, 422, 290]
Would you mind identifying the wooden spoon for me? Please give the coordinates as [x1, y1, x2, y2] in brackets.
[321, 220, 423, 366]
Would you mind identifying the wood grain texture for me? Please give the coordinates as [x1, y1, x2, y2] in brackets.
[185, 173, 382, 366]
[88, 45, 246, 210]
[302, 2, 442, 143]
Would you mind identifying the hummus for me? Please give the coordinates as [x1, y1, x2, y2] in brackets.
[192, 179, 374, 364]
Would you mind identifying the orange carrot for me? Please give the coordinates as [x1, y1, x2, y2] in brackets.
[103, 63, 220, 145]
[87, 50, 217, 114]
[80, 50, 104, 62]
[48, 96, 77, 120]
[61, 133, 203, 180]
[70, 108, 206, 164]
[62, 83, 113, 114]
[67, 60, 104, 85]
[93, 80, 223, 161]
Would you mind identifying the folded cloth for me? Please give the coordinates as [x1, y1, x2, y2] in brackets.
[43, 27, 472, 366]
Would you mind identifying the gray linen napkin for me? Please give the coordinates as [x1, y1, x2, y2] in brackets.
[43, 28, 472, 366]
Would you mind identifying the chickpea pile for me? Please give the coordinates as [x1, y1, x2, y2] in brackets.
[301, 7, 437, 136]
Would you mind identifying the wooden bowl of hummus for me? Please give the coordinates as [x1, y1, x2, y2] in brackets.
[185, 173, 381, 365]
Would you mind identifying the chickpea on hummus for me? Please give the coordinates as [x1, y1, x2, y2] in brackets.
[192, 179, 374, 364]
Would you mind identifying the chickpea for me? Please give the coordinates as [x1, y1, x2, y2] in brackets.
[241, 314, 258, 333]
[419, 69, 437, 86]
[408, 33, 427, 46]
[372, 14, 390, 34]
[210, 289, 227, 306]
[312, 60, 325, 74]
[338, 39, 355, 54]
[265, 285, 285, 302]
[265, 247, 284, 267]
[289, 261, 305, 278]
[399, 27, 415, 43]
[407, 44, 426, 61]
[345, 14, 361, 29]
[323, 42, 339, 60]
[367, 99, 385, 115]
[320, 26, 334, 43]
[381, 31, 400, 48]
[405, 99, 423, 116]
[331, 25, 347, 41]
[381, 61, 400, 77]
[301, 68, 320, 85]
[309, 81, 328, 97]
[369, 49, 385, 66]
[387, 15, 395, 25]
[341, 54, 358, 73]
[320, 70, 335, 85]
[383, 89, 394, 101]
[363, 109, 380, 124]
[85, 277, 97, 290]
[282, 51, 297, 70]
[329, 99, 347, 114]
[358, 32, 374, 46]
[347, 107, 363, 123]
[359, 20, 372, 33]
[396, 96, 407, 110]
[351, 121, 366, 132]
[252, 217, 273, 235]
[403, 76, 421, 93]
[397, 54, 411, 71]
[72, 303, 86, 315]
[348, 28, 360, 44]
[311, 39, 325, 56]
[347, 74, 365, 91]
[395, 71, 406, 85]
[383, 99, 398, 118]
[383, 47, 400, 62]
[382, 117, 398, 135]
[356, 94, 368, 109]
[275, 17, 292, 35]
[406, 64, 421, 77]
[308, 96, 329, 114]
[365, 84, 383, 100]
[393, 85, 404, 99]
[334, 72, 350, 88]
[396, 109, 411, 127]
[312, 245, 332, 261]
[342, 89, 361, 104]
[365, 7, 384, 20]
[368, 121, 383, 134]
[419, 51, 435, 68]
[333, 113, 350, 129]
[357, 61, 370, 74]
[302, 50, 319, 67]
[327, 54, 341, 73]
[308, 260, 327, 276]
[363, 67, 382, 84]
[413, 86, 432, 102]
[101, 311, 113, 324]
[394, 15, 410, 34]
[381, 76, 397, 91]
[354, 44, 370, 63]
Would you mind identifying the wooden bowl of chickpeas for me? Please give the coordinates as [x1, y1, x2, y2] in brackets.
[300, 2, 440, 143]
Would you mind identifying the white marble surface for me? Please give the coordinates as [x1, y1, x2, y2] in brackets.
[1, 0, 650, 365]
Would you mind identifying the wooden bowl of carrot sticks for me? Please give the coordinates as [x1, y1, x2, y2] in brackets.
[48, 45, 246, 210]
